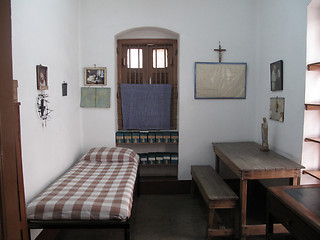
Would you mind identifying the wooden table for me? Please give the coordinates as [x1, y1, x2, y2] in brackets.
[213, 142, 304, 239]
[267, 184, 320, 240]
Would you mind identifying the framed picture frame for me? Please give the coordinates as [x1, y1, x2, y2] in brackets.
[270, 97, 284, 122]
[194, 62, 247, 99]
[84, 67, 107, 86]
[270, 60, 283, 91]
[36, 65, 48, 90]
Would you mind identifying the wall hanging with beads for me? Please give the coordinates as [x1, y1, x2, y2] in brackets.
[37, 93, 53, 127]
[36, 64, 53, 126]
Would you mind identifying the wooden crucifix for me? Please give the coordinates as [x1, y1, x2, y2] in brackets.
[214, 41, 226, 63]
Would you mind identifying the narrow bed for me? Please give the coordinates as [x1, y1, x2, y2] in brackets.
[26, 147, 140, 240]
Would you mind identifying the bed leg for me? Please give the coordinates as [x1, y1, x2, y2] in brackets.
[135, 166, 140, 197]
[28, 228, 31, 240]
[124, 226, 130, 240]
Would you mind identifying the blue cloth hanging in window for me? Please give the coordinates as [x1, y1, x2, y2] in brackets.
[121, 84, 172, 130]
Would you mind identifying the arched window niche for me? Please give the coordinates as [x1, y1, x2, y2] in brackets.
[115, 26, 179, 40]
[115, 27, 179, 131]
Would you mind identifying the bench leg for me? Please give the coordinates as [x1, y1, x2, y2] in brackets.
[190, 178, 196, 198]
[207, 207, 238, 239]
[234, 203, 240, 239]
[207, 208, 215, 239]
[208, 208, 215, 229]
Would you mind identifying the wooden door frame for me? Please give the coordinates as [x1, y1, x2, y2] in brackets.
[0, 0, 25, 239]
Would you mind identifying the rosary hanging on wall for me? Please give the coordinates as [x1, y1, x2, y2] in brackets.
[36, 93, 53, 127]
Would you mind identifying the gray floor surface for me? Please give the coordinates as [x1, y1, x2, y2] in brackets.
[55, 194, 286, 240]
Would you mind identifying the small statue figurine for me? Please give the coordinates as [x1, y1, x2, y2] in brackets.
[260, 117, 269, 152]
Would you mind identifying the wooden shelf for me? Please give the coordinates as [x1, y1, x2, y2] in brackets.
[140, 163, 178, 167]
[302, 170, 320, 180]
[139, 164, 178, 177]
[304, 63, 320, 182]
[305, 103, 320, 110]
[116, 142, 178, 146]
[307, 62, 320, 71]
[116, 134, 179, 179]
[304, 137, 320, 143]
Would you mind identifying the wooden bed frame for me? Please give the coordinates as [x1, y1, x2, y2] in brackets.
[27, 166, 140, 240]
[28, 219, 131, 240]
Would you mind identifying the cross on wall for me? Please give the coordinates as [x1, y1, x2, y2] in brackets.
[214, 41, 226, 63]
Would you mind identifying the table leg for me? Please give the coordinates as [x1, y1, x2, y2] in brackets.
[266, 195, 274, 240]
[290, 176, 299, 185]
[294, 175, 301, 185]
[293, 177, 298, 185]
[215, 154, 220, 173]
[240, 179, 248, 240]
[290, 170, 301, 185]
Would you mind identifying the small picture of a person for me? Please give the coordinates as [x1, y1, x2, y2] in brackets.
[37, 65, 48, 90]
[39, 72, 46, 87]
[270, 61, 283, 91]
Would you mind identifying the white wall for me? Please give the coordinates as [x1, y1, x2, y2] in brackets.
[79, 0, 309, 180]
[11, 0, 311, 205]
[9, 1, 310, 237]
[11, 0, 83, 202]
[79, 0, 259, 180]
[253, 0, 309, 165]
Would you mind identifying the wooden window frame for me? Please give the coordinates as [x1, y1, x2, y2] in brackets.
[117, 39, 178, 130]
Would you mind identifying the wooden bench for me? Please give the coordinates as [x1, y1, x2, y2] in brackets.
[191, 165, 238, 239]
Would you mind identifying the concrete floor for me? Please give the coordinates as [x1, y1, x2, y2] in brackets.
[55, 194, 208, 240]
[54, 194, 290, 240]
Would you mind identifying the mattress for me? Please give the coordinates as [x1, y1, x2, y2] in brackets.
[27, 147, 139, 221]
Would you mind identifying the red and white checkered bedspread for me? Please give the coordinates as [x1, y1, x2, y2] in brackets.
[27, 147, 139, 221]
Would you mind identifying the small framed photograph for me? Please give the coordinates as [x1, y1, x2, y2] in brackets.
[84, 67, 107, 86]
[270, 97, 285, 122]
[36, 65, 48, 90]
[270, 60, 283, 91]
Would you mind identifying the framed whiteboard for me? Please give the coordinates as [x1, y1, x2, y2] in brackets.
[194, 62, 247, 99]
